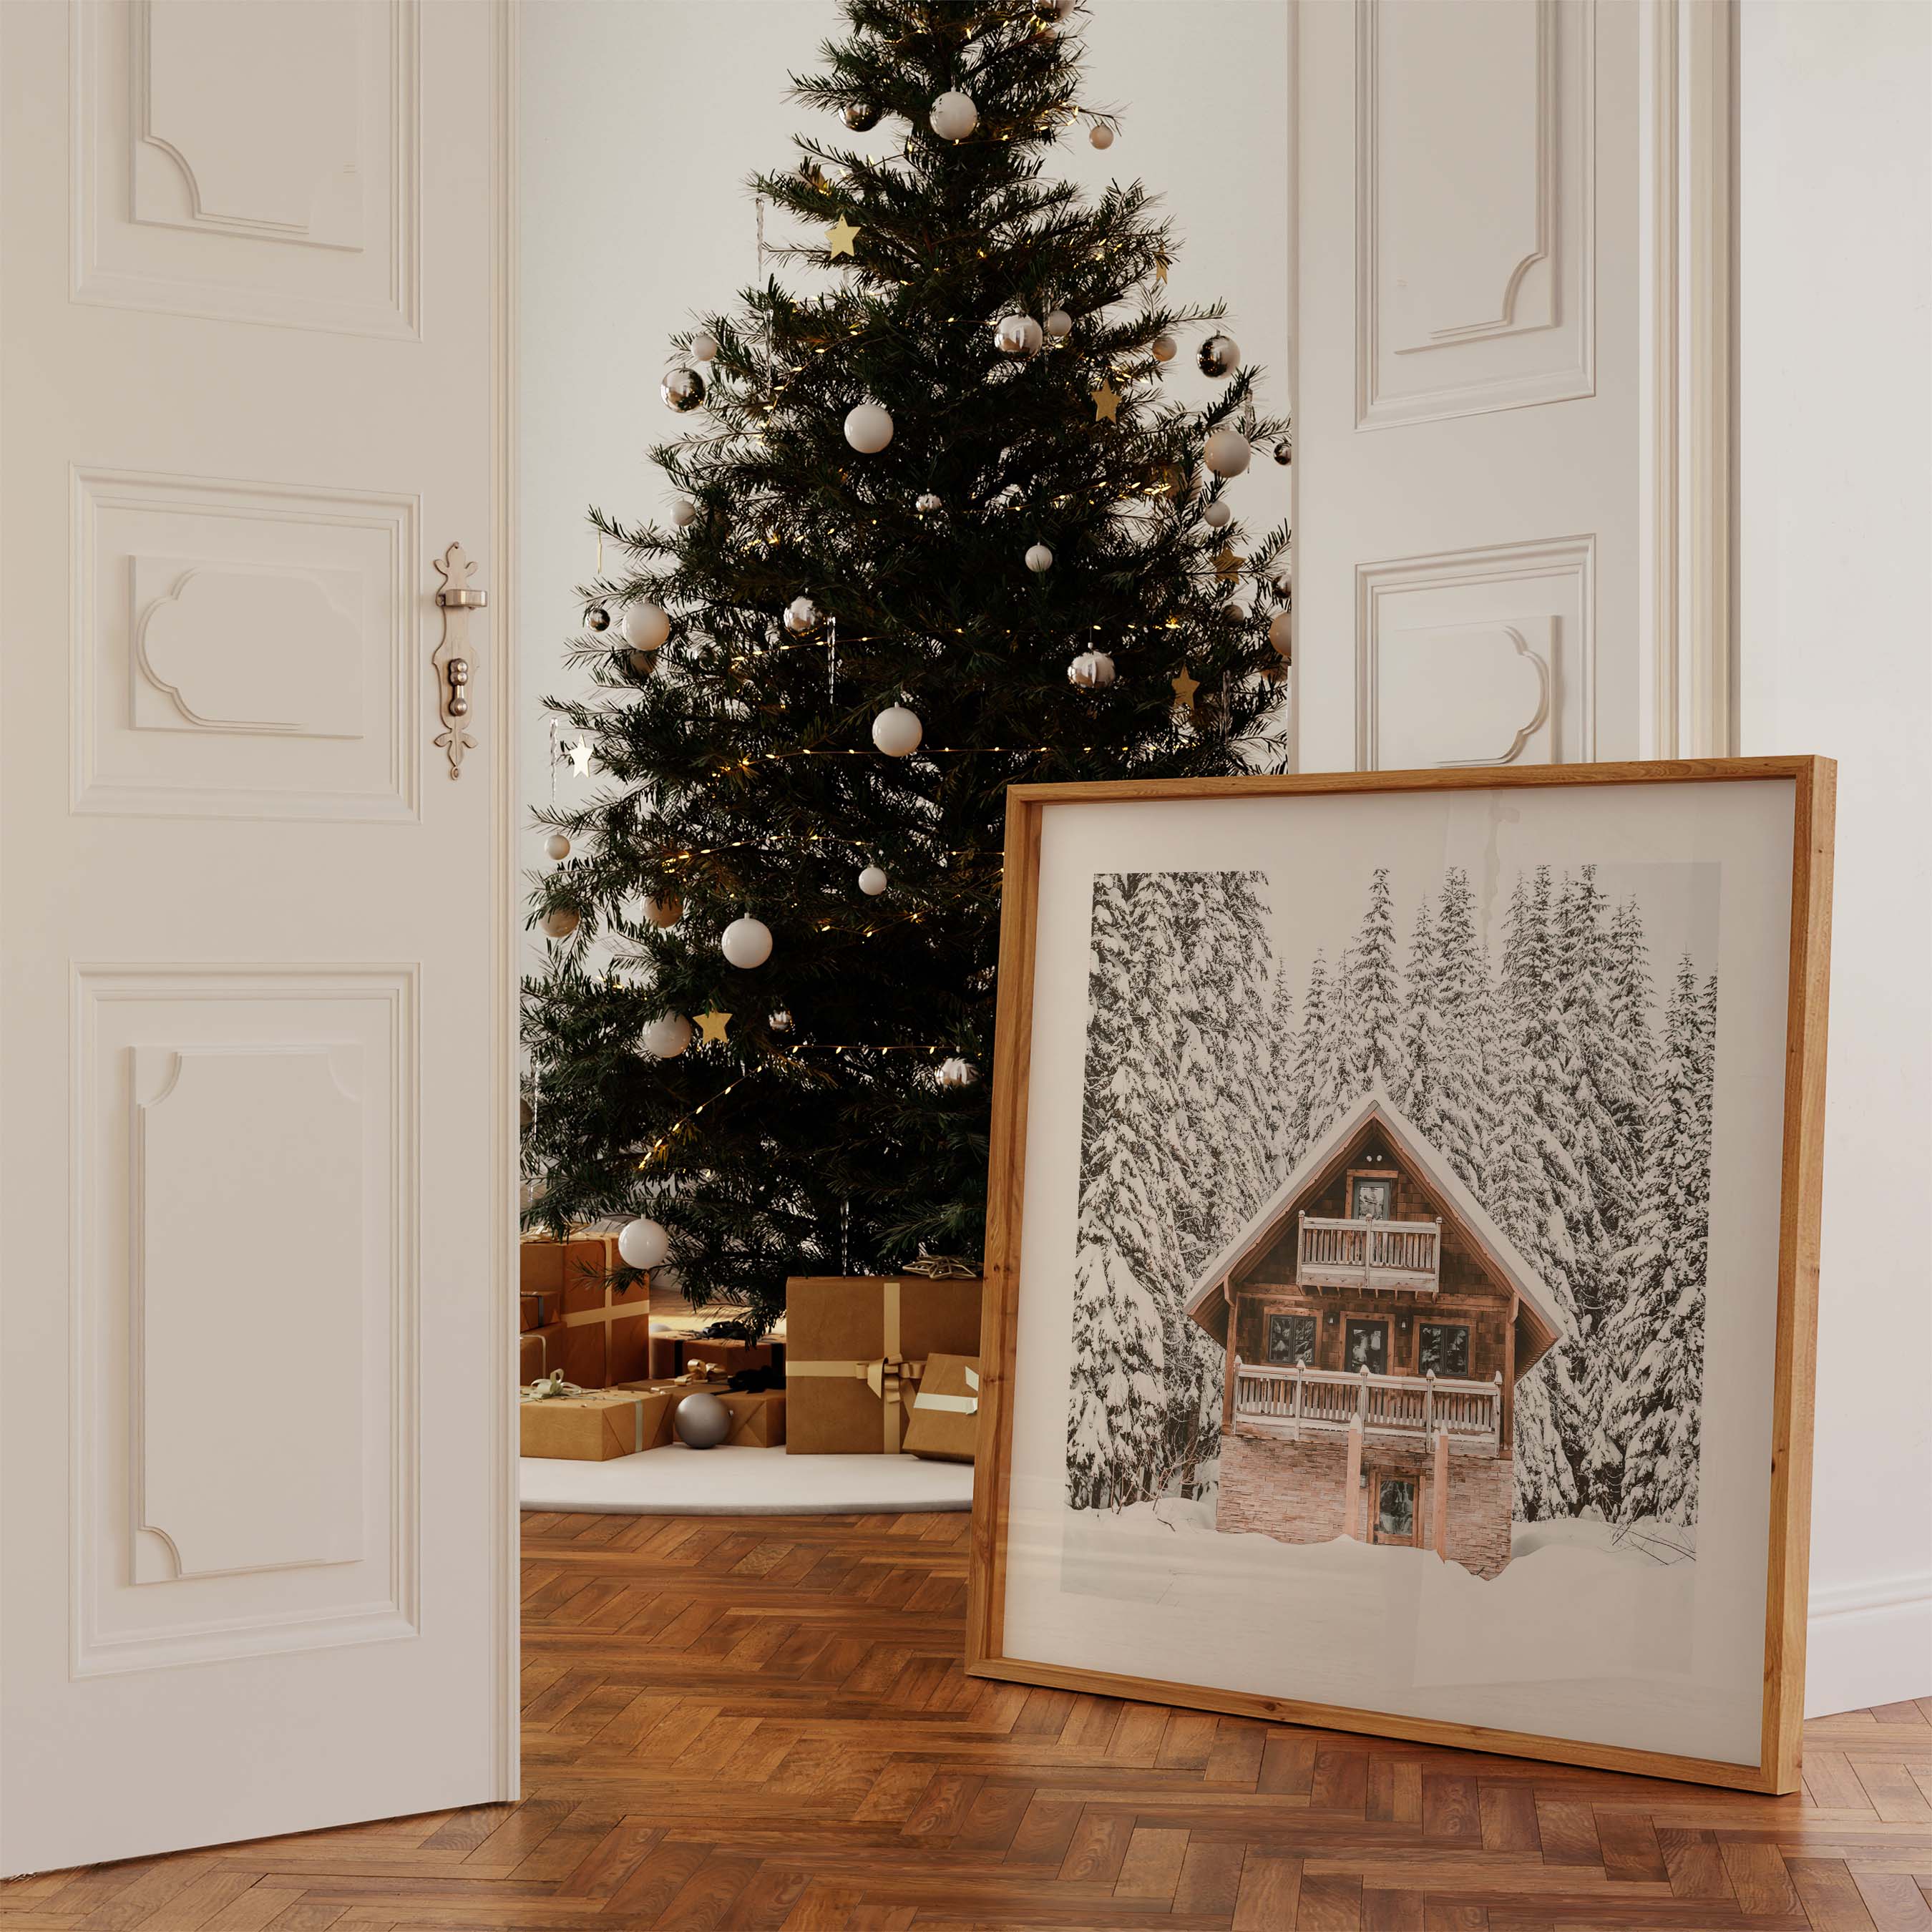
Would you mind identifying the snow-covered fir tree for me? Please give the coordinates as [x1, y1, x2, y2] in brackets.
[1263, 962, 1297, 1177]
[1283, 950, 1336, 1163]
[1342, 867, 1402, 1097]
[1394, 893, 1445, 1131]
[1428, 867, 1496, 1199]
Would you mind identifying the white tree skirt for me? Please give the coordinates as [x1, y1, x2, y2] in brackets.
[519, 1443, 975, 1516]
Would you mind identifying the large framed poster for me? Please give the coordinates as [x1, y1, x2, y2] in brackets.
[967, 759, 1833, 1792]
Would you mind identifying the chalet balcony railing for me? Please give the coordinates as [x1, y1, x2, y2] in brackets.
[1295, 1212, 1442, 1294]
[1231, 1360, 1502, 1453]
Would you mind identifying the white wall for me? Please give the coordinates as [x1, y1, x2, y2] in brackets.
[518, 0, 1292, 969]
[1739, 0, 1932, 1714]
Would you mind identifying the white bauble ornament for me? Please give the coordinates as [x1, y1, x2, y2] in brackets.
[1203, 426, 1252, 477]
[1025, 543, 1054, 573]
[915, 492, 943, 516]
[544, 832, 571, 862]
[691, 331, 718, 364]
[623, 600, 670, 651]
[1269, 609, 1294, 659]
[994, 313, 1042, 356]
[721, 916, 774, 969]
[785, 595, 819, 635]
[937, 1056, 980, 1090]
[640, 1013, 693, 1059]
[843, 401, 894, 453]
[1043, 308, 1073, 340]
[643, 892, 682, 927]
[1199, 333, 1241, 377]
[930, 90, 979, 141]
[618, 1216, 671, 1271]
[662, 366, 705, 412]
[540, 908, 580, 939]
[670, 496, 699, 527]
[1068, 650, 1116, 689]
[1202, 499, 1231, 530]
[1151, 332, 1178, 364]
[858, 864, 888, 897]
[1089, 122, 1115, 150]
[871, 704, 923, 757]
[1222, 600, 1248, 622]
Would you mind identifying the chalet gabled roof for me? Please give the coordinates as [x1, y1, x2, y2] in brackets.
[1182, 1081, 1574, 1362]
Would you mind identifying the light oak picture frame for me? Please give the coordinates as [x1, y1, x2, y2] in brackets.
[967, 758, 1835, 1794]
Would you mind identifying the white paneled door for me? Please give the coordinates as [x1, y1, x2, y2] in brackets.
[1291, 0, 1736, 770]
[0, 0, 516, 1871]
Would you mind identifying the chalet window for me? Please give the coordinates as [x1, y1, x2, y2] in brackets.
[1418, 1322, 1470, 1379]
[1343, 1319, 1387, 1374]
[1349, 1175, 1395, 1221]
[1267, 1312, 1317, 1365]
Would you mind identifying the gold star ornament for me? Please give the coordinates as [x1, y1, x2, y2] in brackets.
[1153, 253, 1171, 285]
[1171, 668, 1200, 709]
[826, 216, 861, 259]
[1092, 381, 1121, 423]
[1213, 546, 1244, 583]
[695, 1009, 732, 1045]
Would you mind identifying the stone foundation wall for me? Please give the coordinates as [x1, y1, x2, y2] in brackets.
[1214, 1430, 1516, 1579]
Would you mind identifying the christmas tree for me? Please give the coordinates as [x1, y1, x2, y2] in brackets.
[522, 0, 1293, 1336]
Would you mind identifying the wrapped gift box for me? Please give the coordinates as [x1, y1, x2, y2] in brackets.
[519, 1289, 558, 1334]
[616, 1380, 787, 1448]
[519, 1385, 678, 1461]
[645, 1310, 786, 1382]
[902, 1353, 980, 1463]
[784, 1275, 983, 1455]
[519, 1320, 569, 1385]
[536, 1234, 650, 1386]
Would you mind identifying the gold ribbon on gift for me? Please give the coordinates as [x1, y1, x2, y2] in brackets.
[522, 1369, 584, 1401]
[786, 1279, 931, 1451]
[900, 1253, 977, 1279]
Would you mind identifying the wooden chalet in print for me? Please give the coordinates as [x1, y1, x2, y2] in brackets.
[1185, 1085, 1571, 1579]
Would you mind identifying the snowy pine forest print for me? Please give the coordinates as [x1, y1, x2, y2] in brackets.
[1067, 862, 1717, 1550]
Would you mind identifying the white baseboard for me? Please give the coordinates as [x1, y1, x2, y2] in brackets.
[1806, 1570, 1932, 1717]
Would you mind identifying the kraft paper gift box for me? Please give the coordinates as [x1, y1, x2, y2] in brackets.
[519, 1289, 558, 1334]
[901, 1354, 980, 1463]
[519, 1385, 678, 1462]
[554, 1237, 652, 1387]
[645, 1311, 787, 1382]
[519, 1321, 569, 1385]
[783, 1275, 983, 1455]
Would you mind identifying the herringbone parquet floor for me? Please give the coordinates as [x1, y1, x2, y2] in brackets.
[6, 1508, 1930, 1929]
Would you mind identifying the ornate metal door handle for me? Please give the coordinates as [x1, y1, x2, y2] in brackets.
[431, 542, 486, 779]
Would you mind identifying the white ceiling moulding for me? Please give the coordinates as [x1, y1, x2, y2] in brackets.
[1639, 0, 1740, 759]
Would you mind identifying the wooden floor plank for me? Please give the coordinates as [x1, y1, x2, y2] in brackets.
[25, 1508, 1930, 1931]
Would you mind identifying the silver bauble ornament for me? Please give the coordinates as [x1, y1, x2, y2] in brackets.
[540, 908, 580, 940]
[630, 648, 659, 676]
[841, 101, 882, 132]
[994, 313, 1042, 356]
[858, 864, 888, 897]
[1199, 333, 1241, 377]
[937, 1056, 980, 1091]
[1068, 650, 1116, 689]
[662, 366, 705, 412]
[930, 90, 979, 141]
[618, 1216, 671, 1270]
[1088, 122, 1115, 150]
[585, 605, 611, 633]
[1150, 333, 1178, 364]
[1269, 609, 1294, 660]
[640, 1013, 693, 1059]
[843, 401, 894, 453]
[643, 892, 683, 927]
[623, 600, 670, 652]
[690, 331, 718, 364]
[1202, 499, 1232, 530]
[769, 1008, 794, 1034]
[670, 496, 699, 527]
[544, 831, 571, 862]
[915, 492, 943, 515]
[1025, 542, 1054, 573]
[871, 704, 923, 757]
[673, 1390, 731, 1450]
[1202, 427, 1252, 477]
[721, 916, 774, 969]
[1044, 308, 1073, 339]
[1273, 441, 1293, 467]
[1271, 565, 1294, 597]
[784, 595, 819, 635]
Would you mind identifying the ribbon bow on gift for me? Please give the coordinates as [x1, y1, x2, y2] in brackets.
[522, 1369, 584, 1401]
[900, 1253, 977, 1280]
[865, 1354, 927, 1411]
